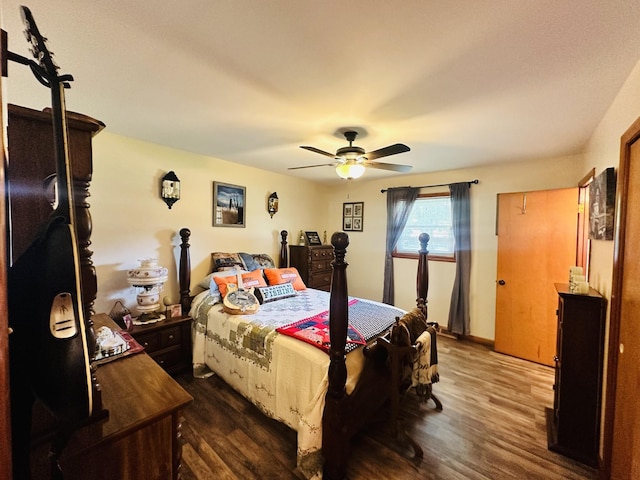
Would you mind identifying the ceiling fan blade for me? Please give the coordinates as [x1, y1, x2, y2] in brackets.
[300, 146, 337, 158]
[288, 162, 336, 170]
[365, 143, 410, 160]
[366, 161, 413, 173]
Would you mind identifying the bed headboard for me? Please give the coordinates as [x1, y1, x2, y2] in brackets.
[177, 228, 290, 312]
[177, 228, 430, 318]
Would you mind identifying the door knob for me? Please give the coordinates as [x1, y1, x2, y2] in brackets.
[498, 279, 506, 285]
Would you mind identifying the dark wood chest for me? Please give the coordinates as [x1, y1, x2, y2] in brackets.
[289, 244, 334, 291]
[546, 283, 606, 466]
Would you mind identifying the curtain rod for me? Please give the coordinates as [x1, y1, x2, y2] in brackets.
[380, 179, 479, 193]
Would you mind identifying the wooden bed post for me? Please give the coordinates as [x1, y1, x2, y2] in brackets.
[179, 227, 191, 314]
[279, 230, 288, 268]
[416, 232, 430, 317]
[323, 232, 350, 480]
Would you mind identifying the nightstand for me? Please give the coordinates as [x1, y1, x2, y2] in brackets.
[129, 315, 192, 375]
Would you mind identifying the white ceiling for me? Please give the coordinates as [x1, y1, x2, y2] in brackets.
[3, 1, 640, 184]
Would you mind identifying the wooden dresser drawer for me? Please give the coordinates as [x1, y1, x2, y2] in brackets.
[149, 347, 184, 371]
[309, 271, 332, 290]
[311, 259, 331, 272]
[129, 316, 192, 375]
[311, 248, 334, 261]
[159, 325, 183, 348]
[135, 331, 160, 352]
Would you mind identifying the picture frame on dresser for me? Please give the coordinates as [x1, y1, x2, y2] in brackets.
[213, 181, 246, 227]
[304, 231, 322, 245]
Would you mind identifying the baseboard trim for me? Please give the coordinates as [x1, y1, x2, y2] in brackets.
[437, 328, 495, 349]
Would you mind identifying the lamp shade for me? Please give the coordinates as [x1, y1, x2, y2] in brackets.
[335, 162, 366, 180]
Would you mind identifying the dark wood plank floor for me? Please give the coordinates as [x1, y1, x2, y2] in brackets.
[175, 335, 599, 479]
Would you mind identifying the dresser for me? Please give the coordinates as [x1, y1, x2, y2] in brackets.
[30, 315, 193, 480]
[129, 315, 192, 375]
[289, 245, 334, 291]
[546, 283, 606, 467]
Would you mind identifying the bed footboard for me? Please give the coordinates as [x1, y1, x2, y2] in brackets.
[323, 231, 435, 480]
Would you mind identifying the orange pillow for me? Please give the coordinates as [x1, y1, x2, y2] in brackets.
[214, 270, 267, 297]
[264, 267, 307, 291]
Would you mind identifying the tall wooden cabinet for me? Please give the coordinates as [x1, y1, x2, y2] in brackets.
[546, 283, 606, 466]
[7, 103, 105, 317]
[289, 245, 334, 291]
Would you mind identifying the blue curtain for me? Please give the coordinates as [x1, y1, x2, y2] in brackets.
[447, 182, 471, 335]
[383, 187, 419, 305]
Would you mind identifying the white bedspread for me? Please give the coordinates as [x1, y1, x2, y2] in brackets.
[190, 288, 403, 478]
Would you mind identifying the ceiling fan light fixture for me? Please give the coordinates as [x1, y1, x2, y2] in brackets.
[336, 162, 366, 180]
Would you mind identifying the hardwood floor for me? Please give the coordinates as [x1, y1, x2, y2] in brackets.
[175, 335, 599, 479]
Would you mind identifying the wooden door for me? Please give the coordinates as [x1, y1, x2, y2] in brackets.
[604, 120, 640, 479]
[1, 29, 12, 480]
[495, 188, 578, 366]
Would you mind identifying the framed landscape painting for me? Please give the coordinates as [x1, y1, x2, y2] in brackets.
[213, 182, 246, 227]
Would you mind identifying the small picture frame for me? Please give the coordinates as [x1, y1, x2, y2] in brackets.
[343, 201, 364, 232]
[169, 304, 182, 318]
[305, 231, 322, 245]
[213, 181, 246, 228]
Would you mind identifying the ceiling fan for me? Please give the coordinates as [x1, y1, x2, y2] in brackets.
[289, 130, 412, 179]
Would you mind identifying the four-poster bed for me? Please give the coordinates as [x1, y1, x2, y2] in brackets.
[177, 228, 439, 479]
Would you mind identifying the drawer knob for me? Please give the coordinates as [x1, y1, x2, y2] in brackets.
[169, 334, 174, 340]
[143, 341, 149, 347]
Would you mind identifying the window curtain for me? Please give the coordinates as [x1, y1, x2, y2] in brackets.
[447, 182, 472, 335]
[383, 187, 419, 305]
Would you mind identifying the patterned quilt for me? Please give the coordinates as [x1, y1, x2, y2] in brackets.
[190, 288, 404, 479]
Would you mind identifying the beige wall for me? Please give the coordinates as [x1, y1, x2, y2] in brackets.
[324, 155, 586, 341]
[89, 57, 640, 340]
[90, 132, 330, 315]
[580, 58, 640, 448]
[583, 57, 640, 298]
[90, 132, 586, 341]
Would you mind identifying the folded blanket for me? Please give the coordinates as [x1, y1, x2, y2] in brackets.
[412, 327, 439, 401]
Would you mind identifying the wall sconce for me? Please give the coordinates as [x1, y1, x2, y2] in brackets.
[268, 192, 279, 218]
[161, 171, 180, 209]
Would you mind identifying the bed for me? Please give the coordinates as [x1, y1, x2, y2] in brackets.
[177, 228, 435, 479]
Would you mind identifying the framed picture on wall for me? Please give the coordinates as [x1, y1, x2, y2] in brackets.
[213, 182, 246, 227]
[343, 201, 364, 232]
[588, 167, 616, 240]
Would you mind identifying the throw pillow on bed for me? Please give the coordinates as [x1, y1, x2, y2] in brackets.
[263, 267, 307, 291]
[239, 252, 275, 271]
[254, 283, 297, 304]
[199, 269, 247, 289]
[210, 252, 245, 272]
[213, 269, 267, 297]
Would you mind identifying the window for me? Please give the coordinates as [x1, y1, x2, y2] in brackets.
[393, 193, 455, 261]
